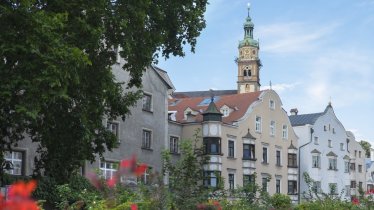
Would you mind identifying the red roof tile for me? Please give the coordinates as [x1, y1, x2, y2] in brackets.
[168, 91, 262, 124]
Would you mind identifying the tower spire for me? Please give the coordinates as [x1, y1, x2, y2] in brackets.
[247, 2, 251, 17]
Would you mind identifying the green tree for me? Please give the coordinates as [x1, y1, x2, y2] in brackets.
[162, 130, 209, 210]
[359, 140, 372, 158]
[0, 0, 208, 183]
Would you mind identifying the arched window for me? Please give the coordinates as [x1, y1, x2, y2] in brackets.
[243, 70, 247, 76]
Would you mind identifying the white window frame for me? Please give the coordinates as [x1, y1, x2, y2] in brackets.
[255, 116, 262, 133]
[228, 173, 235, 190]
[142, 92, 152, 112]
[142, 129, 152, 149]
[169, 136, 179, 154]
[262, 146, 268, 164]
[220, 105, 230, 117]
[270, 120, 276, 136]
[282, 125, 288, 139]
[314, 137, 319, 145]
[312, 154, 321, 168]
[340, 143, 344, 151]
[99, 160, 118, 179]
[328, 157, 337, 170]
[276, 178, 281, 193]
[228, 139, 235, 158]
[328, 140, 332, 148]
[344, 161, 350, 173]
[276, 149, 282, 166]
[107, 121, 120, 142]
[4, 151, 23, 175]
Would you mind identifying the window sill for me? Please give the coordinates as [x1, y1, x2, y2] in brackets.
[227, 157, 237, 160]
[242, 157, 257, 161]
[288, 165, 298, 168]
[261, 162, 269, 165]
[327, 169, 338, 171]
[142, 109, 153, 113]
[287, 193, 298, 195]
[141, 147, 153, 151]
[276, 164, 283, 167]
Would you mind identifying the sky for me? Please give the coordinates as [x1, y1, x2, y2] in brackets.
[157, 0, 374, 146]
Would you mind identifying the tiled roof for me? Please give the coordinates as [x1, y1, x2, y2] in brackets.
[151, 65, 175, 90]
[173, 90, 237, 98]
[289, 112, 324, 126]
[168, 91, 262, 124]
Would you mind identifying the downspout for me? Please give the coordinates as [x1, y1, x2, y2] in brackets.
[298, 126, 314, 203]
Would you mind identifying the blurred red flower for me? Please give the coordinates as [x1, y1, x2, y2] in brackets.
[0, 180, 39, 210]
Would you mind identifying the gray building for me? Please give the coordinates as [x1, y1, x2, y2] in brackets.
[3, 61, 175, 184]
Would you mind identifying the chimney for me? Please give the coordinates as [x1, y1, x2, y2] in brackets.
[290, 108, 298, 115]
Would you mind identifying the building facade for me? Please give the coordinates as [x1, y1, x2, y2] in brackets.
[289, 104, 367, 201]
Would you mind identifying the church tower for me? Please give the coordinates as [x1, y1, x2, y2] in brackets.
[237, 4, 261, 94]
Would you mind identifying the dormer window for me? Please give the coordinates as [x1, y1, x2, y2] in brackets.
[220, 105, 230, 117]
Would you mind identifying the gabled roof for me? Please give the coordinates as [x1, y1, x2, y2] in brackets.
[289, 112, 324, 126]
[326, 151, 338, 157]
[311, 149, 321, 154]
[288, 141, 297, 150]
[173, 90, 237, 98]
[151, 65, 175, 90]
[168, 91, 262, 124]
[343, 155, 350, 160]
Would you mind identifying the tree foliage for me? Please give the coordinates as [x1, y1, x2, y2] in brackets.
[162, 130, 209, 209]
[0, 0, 208, 182]
[359, 140, 372, 158]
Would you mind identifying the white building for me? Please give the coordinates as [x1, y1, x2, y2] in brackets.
[366, 148, 374, 191]
[289, 104, 351, 201]
[347, 131, 367, 196]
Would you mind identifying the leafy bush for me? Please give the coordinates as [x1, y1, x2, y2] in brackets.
[269, 193, 292, 209]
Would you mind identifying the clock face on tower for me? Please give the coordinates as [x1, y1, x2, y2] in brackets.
[244, 49, 250, 58]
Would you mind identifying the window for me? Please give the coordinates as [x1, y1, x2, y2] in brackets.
[312, 155, 320, 168]
[282, 125, 288, 139]
[314, 137, 319, 145]
[228, 140, 235, 158]
[358, 165, 362, 173]
[328, 140, 332, 147]
[142, 130, 152, 149]
[262, 147, 268, 163]
[243, 174, 255, 186]
[276, 179, 281, 193]
[276, 150, 281, 166]
[142, 93, 152, 111]
[203, 137, 221, 155]
[355, 150, 357, 157]
[333, 128, 335, 134]
[359, 151, 362, 158]
[228, 174, 235, 190]
[255, 116, 262, 132]
[313, 181, 321, 193]
[269, 100, 275, 110]
[262, 177, 268, 192]
[170, 136, 179, 154]
[221, 107, 230, 117]
[328, 158, 337, 170]
[324, 125, 327, 131]
[351, 181, 356, 188]
[359, 182, 363, 190]
[329, 183, 337, 194]
[100, 161, 118, 179]
[139, 167, 153, 185]
[270, 121, 275, 136]
[288, 181, 297, 195]
[4, 151, 23, 175]
[243, 144, 255, 160]
[340, 143, 344, 151]
[350, 163, 356, 172]
[344, 161, 349, 173]
[203, 171, 220, 187]
[288, 153, 297, 168]
[345, 185, 351, 196]
[107, 121, 119, 139]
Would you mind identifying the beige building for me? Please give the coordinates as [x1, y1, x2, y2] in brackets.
[167, 6, 298, 202]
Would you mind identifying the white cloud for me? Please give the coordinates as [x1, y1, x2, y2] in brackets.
[261, 82, 299, 93]
[257, 22, 340, 54]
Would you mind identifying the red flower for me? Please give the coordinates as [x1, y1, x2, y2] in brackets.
[352, 197, 360, 205]
[106, 177, 117, 188]
[130, 203, 138, 210]
[134, 163, 147, 176]
[0, 180, 39, 210]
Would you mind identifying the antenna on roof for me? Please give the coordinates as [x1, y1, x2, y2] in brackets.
[269, 81, 272, 90]
[209, 89, 215, 102]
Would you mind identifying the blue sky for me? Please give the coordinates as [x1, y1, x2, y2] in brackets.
[158, 0, 374, 146]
